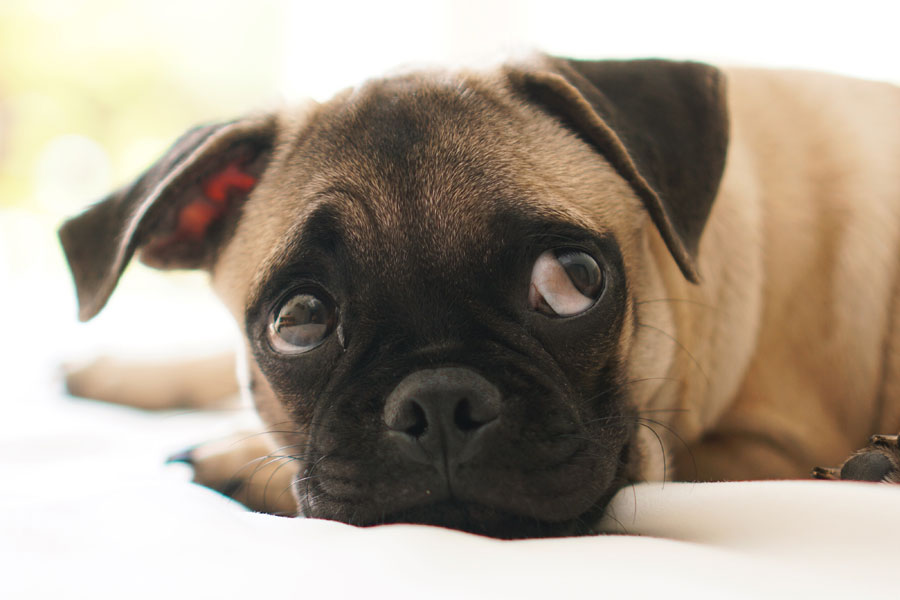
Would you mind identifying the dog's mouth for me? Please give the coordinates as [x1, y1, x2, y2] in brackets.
[282, 356, 637, 539]
[374, 499, 603, 539]
[303, 488, 615, 539]
[296, 439, 633, 539]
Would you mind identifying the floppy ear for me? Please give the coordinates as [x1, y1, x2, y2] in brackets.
[59, 115, 277, 321]
[507, 56, 729, 283]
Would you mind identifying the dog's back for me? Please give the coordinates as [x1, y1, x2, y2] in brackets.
[664, 68, 900, 480]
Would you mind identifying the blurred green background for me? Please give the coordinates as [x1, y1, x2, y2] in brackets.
[0, 0, 290, 301]
[0, 0, 285, 209]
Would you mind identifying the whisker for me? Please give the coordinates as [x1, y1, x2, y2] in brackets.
[636, 322, 709, 384]
[600, 496, 630, 534]
[225, 424, 306, 448]
[273, 479, 301, 516]
[301, 453, 331, 516]
[230, 454, 297, 498]
[636, 407, 689, 414]
[635, 297, 719, 312]
[585, 376, 685, 404]
[636, 421, 667, 483]
[262, 455, 303, 513]
[565, 414, 697, 483]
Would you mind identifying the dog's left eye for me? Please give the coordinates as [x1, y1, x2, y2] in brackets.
[267, 291, 337, 354]
[528, 249, 604, 317]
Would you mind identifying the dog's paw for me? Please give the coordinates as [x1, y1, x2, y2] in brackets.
[168, 432, 300, 516]
[812, 434, 900, 483]
[64, 353, 238, 410]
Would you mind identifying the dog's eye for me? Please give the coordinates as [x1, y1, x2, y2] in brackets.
[267, 291, 337, 353]
[528, 249, 603, 317]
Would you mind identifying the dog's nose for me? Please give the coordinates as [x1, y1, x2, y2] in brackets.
[383, 367, 501, 468]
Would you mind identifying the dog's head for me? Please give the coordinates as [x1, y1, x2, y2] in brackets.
[59, 55, 727, 538]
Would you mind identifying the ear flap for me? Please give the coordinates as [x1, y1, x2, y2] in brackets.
[507, 57, 729, 282]
[59, 115, 277, 321]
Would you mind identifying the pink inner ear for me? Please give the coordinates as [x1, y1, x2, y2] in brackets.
[174, 161, 258, 240]
[142, 160, 259, 267]
[201, 162, 258, 204]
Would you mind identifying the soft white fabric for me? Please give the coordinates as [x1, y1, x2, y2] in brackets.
[3, 380, 899, 600]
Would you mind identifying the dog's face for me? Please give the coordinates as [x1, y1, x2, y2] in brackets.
[59, 55, 728, 538]
[228, 74, 640, 537]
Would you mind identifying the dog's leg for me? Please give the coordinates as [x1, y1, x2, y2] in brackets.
[812, 434, 900, 483]
[169, 431, 301, 515]
[66, 355, 300, 513]
[65, 352, 239, 410]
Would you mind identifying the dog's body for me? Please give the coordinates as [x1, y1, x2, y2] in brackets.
[649, 67, 900, 481]
[61, 56, 900, 538]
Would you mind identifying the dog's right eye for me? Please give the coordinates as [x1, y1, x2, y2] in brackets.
[267, 290, 337, 354]
[528, 249, 604, 317]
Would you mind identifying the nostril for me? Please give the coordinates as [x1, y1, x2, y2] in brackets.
[384, 367, 502, 462]
[453, 398, 479, 432]
[405, 401, 428, 438]
[453, 397, 498, 433]
[385, 396, 429, 439]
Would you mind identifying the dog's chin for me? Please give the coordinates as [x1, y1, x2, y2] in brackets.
[300, 443, 635, 538]
[307, 491, 619, 539]
[373, 500, 604, 539]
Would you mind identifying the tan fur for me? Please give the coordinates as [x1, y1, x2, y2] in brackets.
[664, 69, 900, 479]
[229, 67, 898, 486]
[65, 62, 900, 508]
[182, 430, 298, 515]
[65, 353, 239, 411]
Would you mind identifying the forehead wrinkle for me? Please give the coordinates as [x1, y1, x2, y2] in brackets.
[292, 84, 497, 272]
[246, 192, 366, 307]
[245, 69, 622, 309]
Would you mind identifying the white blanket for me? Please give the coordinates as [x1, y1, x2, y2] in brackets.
[3, 380, 898, 600]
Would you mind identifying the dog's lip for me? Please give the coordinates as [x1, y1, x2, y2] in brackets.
[310, 447, 600, 512]
[302, 454, 616, 536]
[365, 498, 598, 539]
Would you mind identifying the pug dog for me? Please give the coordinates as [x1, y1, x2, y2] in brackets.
[59, 54, 900, 539]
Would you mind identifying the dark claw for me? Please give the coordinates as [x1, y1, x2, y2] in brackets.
[815, 432, 900, 483]
[869, 434, 900, 447]
[811, 466, 839, 480]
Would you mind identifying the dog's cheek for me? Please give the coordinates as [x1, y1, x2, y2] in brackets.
[246, 359, 311, 448]
[539, 314, 638, 491]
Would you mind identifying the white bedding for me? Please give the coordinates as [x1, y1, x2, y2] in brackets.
[3, 377, 898, 599]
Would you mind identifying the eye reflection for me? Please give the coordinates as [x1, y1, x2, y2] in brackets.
[267, 291, 336, 353]
[528, 249, 603, 317]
